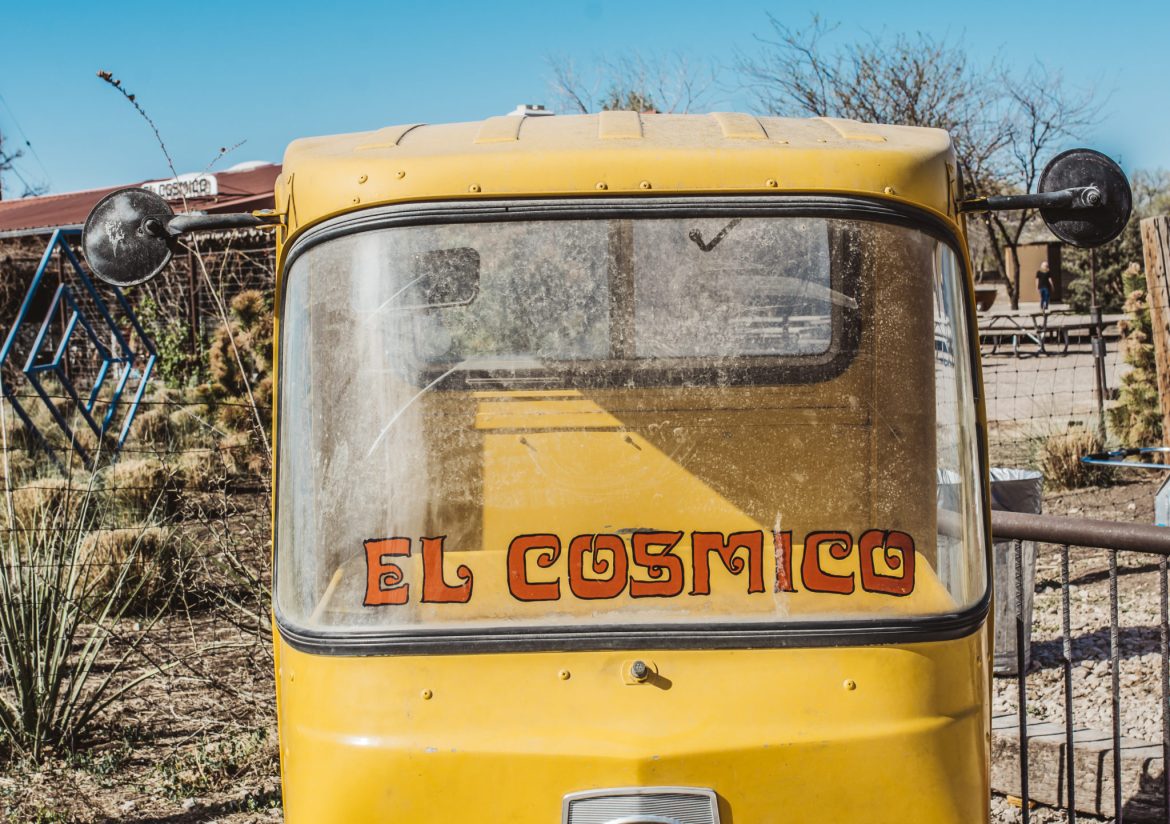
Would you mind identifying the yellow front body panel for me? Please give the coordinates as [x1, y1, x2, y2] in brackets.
[275, 629, 990, 823]
[270, 112, 990, 822]
[274, 112, 961, 245]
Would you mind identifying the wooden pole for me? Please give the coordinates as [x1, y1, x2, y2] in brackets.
[1141, 216, 1170, 448]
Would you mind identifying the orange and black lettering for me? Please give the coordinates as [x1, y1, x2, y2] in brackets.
[507, 534, 562, 601]
[568, 534, 628, 599]
[858, 529, 915, 596]
[691, 531, 765, 595]
[363, 537, 411, 606]
[630, 531, 685, 598]
[801, 531, 855, 595]
[420, 536, 473, 603]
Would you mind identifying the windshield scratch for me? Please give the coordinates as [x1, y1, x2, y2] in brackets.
[364, 363, 464, 458]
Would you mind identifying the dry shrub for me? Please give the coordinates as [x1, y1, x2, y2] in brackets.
[75, 526, 176, 613]
[7, 476, 94, 527]
[216, 432, 266, 478]
[0, 451, 38, 487]
[218, 432, 251, 476]
[168, 403, 212, 436]
[192, 382, 218, 406]
[209, 290, 272, 400]
[103, 457, 175, 518]
[1041, 427, 1112, 490]
[2, 413, 40, 452]
[128, 408, 172, 444]
[69, 424, 103, 456]
[149, 386, 183, 405]
[216, 400, 255, 433]
[175, 449, 224, 491]
[254, 375, 273, 410]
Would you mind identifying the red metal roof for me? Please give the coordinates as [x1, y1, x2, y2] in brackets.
[0, 163, 281, 236]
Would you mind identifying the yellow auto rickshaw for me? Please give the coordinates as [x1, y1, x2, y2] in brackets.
[82, 111, 1131, 823]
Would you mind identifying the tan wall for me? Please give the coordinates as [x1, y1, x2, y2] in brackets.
[1005, 243, 1062, 304]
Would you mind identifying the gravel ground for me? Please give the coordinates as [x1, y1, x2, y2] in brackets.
[992, 794, 1080, 823]
[998, 474, 1168, 738]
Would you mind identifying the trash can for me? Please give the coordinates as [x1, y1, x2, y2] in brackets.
[1156, 473, 1170, 527]
[989, 468, 1043, 676]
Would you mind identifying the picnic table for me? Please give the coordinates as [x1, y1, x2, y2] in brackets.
[978, 305, 1124, 356]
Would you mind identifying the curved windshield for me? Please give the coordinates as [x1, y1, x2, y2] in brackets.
[276, 209, 986, 637]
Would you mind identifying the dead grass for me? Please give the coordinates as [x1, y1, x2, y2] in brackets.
[5, 476, 93, 527]
[1039, 425, 1113, 490]
[0, 612, 281, 822]
[101, 457, 174, 519]
[174, 449, 225, 492]
[0, 491, 279, 822]
[76, 526, 177, 613]
[127, 408, 172, 445]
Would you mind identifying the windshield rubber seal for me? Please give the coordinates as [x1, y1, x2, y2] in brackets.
[272, 194, 992, 657]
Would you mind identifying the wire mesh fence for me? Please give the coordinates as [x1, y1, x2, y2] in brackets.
[981, 332, 1170, 822]
[0, 384, 278, 815]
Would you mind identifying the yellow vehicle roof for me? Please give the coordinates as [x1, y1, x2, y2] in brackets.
[277, 112, 957, 240]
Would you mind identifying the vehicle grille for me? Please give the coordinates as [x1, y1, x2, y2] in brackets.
[562, 787, 719, 824]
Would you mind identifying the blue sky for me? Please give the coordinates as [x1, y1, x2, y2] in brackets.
[1, 0, 1167, 196]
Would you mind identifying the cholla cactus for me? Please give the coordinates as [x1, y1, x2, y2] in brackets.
[1108, 262, 1162, 448]
[209, 290, 272, 400]
[208, 289, 273, 438]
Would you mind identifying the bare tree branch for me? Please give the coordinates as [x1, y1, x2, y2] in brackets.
[546, 51, 719, 114]
[736, 17, 1102, 308]
[736, 15, 1010, 195]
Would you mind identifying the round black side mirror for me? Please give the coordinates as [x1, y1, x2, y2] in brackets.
[1038, 149, 1132, 248]
[82, 188, 176, 286]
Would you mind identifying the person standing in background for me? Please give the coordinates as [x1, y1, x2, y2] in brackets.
[1036, 260, 1053, 312]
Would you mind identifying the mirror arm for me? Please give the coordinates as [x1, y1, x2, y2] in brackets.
[143, 212, 282, 238]
[959, 185, 1103, 214]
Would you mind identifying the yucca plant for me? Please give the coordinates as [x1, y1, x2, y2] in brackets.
[0, 473, 173, 760]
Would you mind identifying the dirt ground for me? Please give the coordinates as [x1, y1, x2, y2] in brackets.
[1, 492, 280, 824]
[0, 631, 280, 823]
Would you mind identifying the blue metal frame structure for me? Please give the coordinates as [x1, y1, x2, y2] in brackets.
[0, 229, 156, 466]
[1082, 446, 1170, 471]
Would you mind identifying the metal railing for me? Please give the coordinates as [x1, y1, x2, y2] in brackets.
[991, 509, 1170, 823]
